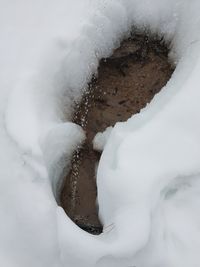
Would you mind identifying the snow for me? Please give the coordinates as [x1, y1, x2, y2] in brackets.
[1, 0, 200, 266]
[93, 126, 113, 152]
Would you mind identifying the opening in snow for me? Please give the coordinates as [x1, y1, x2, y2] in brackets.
[60, 31, 174, 235]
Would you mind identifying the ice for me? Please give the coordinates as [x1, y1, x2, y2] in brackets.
[1, 0, 200, 266]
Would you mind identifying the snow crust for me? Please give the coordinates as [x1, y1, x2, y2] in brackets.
[1, 0, 200, 266]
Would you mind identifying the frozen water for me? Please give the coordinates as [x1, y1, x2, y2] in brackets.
[1, 0, 200, 266]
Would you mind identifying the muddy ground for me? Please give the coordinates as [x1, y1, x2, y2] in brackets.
[60, 33, 174, 235]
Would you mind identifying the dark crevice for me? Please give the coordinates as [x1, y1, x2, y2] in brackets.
[60, 32, 174, 235]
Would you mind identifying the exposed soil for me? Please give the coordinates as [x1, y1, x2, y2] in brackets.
[60, 33, 174, 235]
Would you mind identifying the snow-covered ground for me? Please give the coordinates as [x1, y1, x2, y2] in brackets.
[1, 0, 200, 266]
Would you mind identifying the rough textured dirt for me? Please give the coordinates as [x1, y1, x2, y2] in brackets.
[60, 33, 174, 235]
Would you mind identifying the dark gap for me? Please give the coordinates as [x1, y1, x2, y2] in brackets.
[60, 32, 174, 235]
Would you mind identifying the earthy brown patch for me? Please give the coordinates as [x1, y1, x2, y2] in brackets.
[60, 33, 174, 235]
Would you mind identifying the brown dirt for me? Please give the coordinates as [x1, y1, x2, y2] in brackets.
[60, 33, 174, 235]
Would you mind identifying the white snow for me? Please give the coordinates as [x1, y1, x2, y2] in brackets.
[93, 126, 113, 152]
[1, 0, 200, 266]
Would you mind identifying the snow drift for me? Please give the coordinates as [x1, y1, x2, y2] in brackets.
[1, 0, 200, 266]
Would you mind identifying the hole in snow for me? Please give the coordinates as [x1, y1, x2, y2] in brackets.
[60, 31, 174, 235]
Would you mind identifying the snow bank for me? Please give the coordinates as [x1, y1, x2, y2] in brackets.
[1, 0, 200, 266]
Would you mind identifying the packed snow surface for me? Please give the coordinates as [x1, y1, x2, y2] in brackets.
[1, 0, 200, 266]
